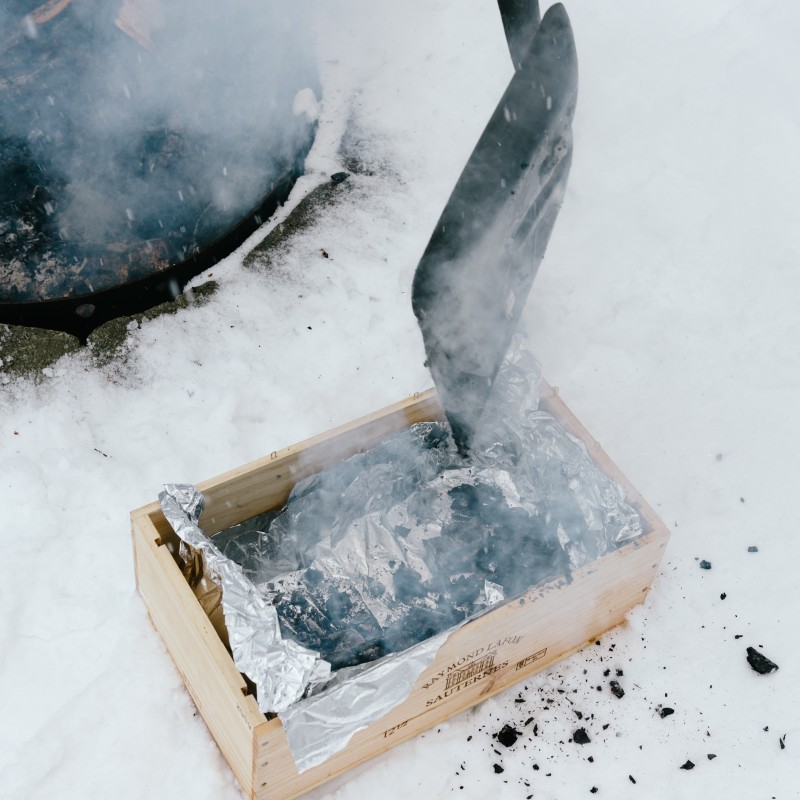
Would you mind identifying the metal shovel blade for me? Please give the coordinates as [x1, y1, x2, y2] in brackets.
[412, 3, 577, 455]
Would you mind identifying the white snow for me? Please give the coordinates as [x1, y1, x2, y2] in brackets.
[2, 1, 799, 798]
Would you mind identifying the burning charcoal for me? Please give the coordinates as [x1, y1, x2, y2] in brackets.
[699, 560, 712, 570]
[573, 728, 591, 744]
[746, 647, 779, 674]
[609, 681, 625, 699]
[497, 724, 521, 747]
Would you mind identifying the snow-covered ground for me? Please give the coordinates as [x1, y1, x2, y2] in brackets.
[2, 1, 799, 797]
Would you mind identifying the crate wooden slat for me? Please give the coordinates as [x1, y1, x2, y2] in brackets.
[131, 382, 669, 800]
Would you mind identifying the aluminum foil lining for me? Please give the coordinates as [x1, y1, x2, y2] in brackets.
[159, 484, 331, 713]
[160, 334, 642, 772]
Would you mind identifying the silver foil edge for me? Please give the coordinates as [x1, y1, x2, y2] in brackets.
[159, 484, 331, 713]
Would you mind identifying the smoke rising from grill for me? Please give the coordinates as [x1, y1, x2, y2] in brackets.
[0, 0, 318, 303]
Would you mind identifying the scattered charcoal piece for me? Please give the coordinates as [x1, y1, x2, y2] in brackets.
[764, 726, 769, 732]
[524, 717, 534, 726]
[573, 728, 591, 745]
[493, 764, 504, 774]
[660, 707, 675, 718]
[588, 756, 594, 763]
[720, 593, 727, 600]
[616, 669, 624, 677]
[715, 453, 723, 461]
[629, 775, 637, 784]
[610, 681, 625, 699]
[681, 760, 695, 770]
[575, 710, 583, 720]
[602, 724, 610, 730]
[603, 668, 611, 677]
[707, 754, 716, 760]
[740, 497, 745, 503]
[699, 560, 712, 570]
[748, 546, 759, 553]
[590, 788, 598, 794]
[467, 735, 472, 741]
[533, 764, 540, 771]
[780, 735, 786, 750]
[330, 171, 350, 184]
[514, 697, 525, 703]
[747, 647, 779, 674]
[497, 725, 521, 747]
[735, 635, 743, 639]
[533, 724, 539, 736]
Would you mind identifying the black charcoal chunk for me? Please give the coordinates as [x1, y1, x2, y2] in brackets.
[609, 680, 625, 699]
[746, 647, 779, 674]
[660, 707, 675, 718]
[493, 764, 504, 774]
[330, 171, 350, 183]
[680, 760, 695, 770]
[497, 724, 521, 747]
[573, 728, 591, 744]
[699, 560, 712, 570]
[748, 546, 759, 553]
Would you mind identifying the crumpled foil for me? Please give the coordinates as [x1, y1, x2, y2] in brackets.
[160, 334, 641, 772]
[159, 485, 331, 713]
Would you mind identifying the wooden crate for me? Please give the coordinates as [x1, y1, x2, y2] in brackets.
[131, 382, 669, 800]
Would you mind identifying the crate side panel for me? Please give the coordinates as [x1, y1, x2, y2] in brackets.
[132, 511, 263, 795]
[250, 528, 667, 800]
